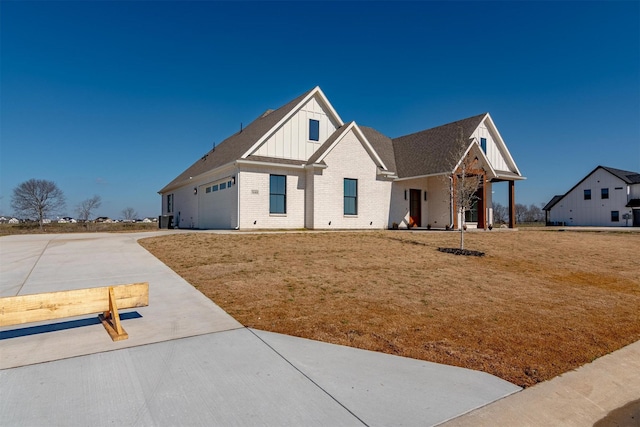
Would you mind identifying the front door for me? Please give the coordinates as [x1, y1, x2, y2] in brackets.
[409, 189, 421, 227]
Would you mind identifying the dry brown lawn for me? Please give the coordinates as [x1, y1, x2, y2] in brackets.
[139, 229, 640, 388]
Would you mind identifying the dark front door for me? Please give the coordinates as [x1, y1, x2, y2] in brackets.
[409, 189, 421, 227]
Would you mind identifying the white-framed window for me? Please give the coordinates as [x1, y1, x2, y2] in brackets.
[270, 174, 286, 214]
[309, 119, 320, 141]
[344, 178, 357, 215]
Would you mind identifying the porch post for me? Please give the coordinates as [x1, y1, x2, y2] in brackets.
[482, 173, 487, 230]
[509, 180, 516, 228]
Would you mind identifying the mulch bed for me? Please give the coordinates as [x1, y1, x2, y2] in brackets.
[437, 247, 485, 256]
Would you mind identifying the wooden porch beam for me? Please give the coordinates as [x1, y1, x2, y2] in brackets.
[509, 180, 516, 228]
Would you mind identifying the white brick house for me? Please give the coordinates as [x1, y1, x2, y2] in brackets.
[159, 87, 524, 230]
[544, 166, 640, 227]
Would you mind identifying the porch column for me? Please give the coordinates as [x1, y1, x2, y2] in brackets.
[482, 173, 487, 230]
[509, 180, 516, 228]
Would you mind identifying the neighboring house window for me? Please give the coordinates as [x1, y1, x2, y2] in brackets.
[344, 178, 358, 215]
[611, 211, 619, 222]
[584, 189, 591, 200]
[167, 194, 173, 213]
[480, 138, 487, 153]
[270, 174, 286, 214]
[601, 188, 609, 199]
[309, 119, 320, 141]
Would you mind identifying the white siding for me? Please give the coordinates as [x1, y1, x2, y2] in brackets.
[473, 123, 509, 172]
[238, 166, 306, 229]
[251, 95, 339, 161]
[198, 175, 238, 229]
[310, 129, 392, 229]
[427, 177, 453, 228]
[549, 168, 633, 226]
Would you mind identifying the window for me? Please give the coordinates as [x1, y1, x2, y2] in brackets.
[309, 119, 320, 141]
[584, 189, 591, 200]
[611, 211, 619, 222]
[220, 182, 227, 190]
[344, 178, 358, 215]
[601, 188, 609, 199]
[213, 184, 219, 192]
[167, 194, 173, 213]
[480, 138, 487, 153]
[228, 180, 232, 187]
[205, 187, 211, 193]
[270, 174, 286, 214]
[465, 199, 479, 223]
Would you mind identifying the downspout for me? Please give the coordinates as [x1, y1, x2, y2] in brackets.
[449, 175, 454, 228]
[235, 168, 240, 230]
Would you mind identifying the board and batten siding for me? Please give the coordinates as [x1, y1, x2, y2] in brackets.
[549, 168, 632, 226]
[310, 128, 392, 229]
[238, 166, 306, 229]
[251, 96, 339, 161]
[473, 123, 510, 172]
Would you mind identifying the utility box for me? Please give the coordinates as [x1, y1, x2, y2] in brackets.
[159, 215, 174, 229]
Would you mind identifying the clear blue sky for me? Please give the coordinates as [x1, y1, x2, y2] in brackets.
[1, 1, 638, 219]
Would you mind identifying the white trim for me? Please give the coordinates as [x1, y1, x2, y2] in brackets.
[160, 162, 237, 194]
[314, 122, 388, 171]
[478, 113, 522, 177]
[235, 159, 306, 170]
[241, 87, 345, 160]
[394, 172, 448, 182]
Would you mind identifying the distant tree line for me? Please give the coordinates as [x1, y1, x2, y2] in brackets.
[492, 202, 545, 224]
[10, 179, 143, 229]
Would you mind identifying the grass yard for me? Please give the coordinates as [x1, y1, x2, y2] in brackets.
[139, 229, 640, 388]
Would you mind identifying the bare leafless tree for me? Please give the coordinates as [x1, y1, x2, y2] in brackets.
[492, 201, 508, 224]
[445, 128, 484, 250]
[11, 179, 66, 230]
[76, 195, 102, 223]
[121, 207, 138, 221]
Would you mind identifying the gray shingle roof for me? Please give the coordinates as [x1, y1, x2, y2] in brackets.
[391, 113, 487, 178]
[543, 195, 564, 211]
[161, 86, 506, 194]
[360, 126, 397, 173]
[159, 88, 313, 193]
[601, 166, 640, 184]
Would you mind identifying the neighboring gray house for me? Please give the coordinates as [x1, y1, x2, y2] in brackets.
[544, 166, 640, 227]
[159, 87, 524, 230]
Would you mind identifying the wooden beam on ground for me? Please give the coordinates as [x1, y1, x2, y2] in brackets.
[0, 283, 148, 341]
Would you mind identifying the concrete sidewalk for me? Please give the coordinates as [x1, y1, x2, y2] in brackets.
[1, 232, 519, 426]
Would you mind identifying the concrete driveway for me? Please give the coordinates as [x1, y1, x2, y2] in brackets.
[1, 231, 519, 426]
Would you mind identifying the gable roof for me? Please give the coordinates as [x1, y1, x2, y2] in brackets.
[306, 122, 388, 171]
[160, 88, 525, 194]
[600, 166, 640, 184]
[392, 113, 487, 178]
[544, 165, 640, 210]
[360, 126, 397, 173]
[543, 195, 564, 211]
[159, 88, 314, 193]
